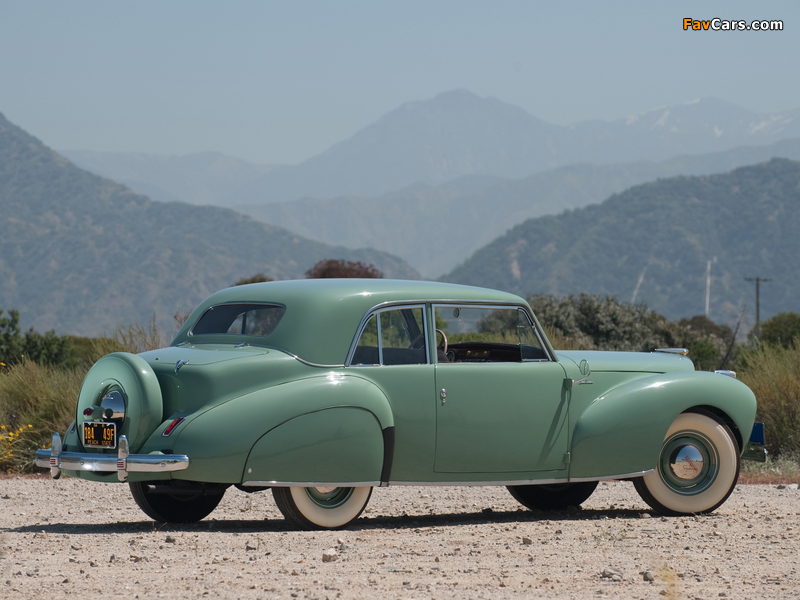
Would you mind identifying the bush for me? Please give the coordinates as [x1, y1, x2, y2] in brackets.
[759, 312, 800, 348]
[0, 316, 167, 473]
[0, 359, 84, 472]
[737, 340, 800, 458]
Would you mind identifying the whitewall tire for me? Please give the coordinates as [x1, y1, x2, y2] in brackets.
[633, 410, 739, 516]
[273, 486, 372, 530]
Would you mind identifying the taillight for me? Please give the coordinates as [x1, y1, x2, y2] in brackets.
[162, 417, 185, 437]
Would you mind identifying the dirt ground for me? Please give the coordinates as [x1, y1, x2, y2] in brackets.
[1, 477, 798, 599]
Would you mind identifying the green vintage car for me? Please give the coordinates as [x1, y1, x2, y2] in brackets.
[36, 279, 765, 529]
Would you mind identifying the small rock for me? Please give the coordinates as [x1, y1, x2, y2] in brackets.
[165, 536, 176, 544]
[89, 560, 99, 568]
[522, 536, 532, 545]
[62, 578, 70, 584]
[554, 529, 562, 535]
[245, 542, 258, 551]
[601, 567, 623, 581]
[322, 548, 338, 562]
[290, 570, 300, 576]
[337, 537, 345, 545]
[660, 591, 669, 597]
[33, 531, 47, 540]
[70, 543, 82, 551]
[776, 484, 786, 490]
[482, 507, 493, 514]
[639, 513, 651, 519]
[642, 571, 655, 582]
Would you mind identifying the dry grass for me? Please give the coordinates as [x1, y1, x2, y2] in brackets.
[737, 340, 800, 458]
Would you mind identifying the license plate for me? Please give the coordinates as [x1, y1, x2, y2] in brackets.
[83, 421, 117, 448]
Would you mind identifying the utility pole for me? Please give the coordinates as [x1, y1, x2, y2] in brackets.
[705, 257, 716, 318]
[744, 276, 772, 328]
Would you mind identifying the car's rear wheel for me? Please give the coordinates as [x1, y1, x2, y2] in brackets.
[272, 486, 372, 530]
[507, 481, 598, 511]
[633, 410, 739, 516]
[130, 481, 227, 523]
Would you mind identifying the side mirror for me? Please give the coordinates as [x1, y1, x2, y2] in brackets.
[572, 360, 592, 386]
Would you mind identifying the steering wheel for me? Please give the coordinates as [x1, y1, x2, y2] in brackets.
[407, 329, 448, 354]
[408, 332, 425, 349]
[435, 329, 448, 354]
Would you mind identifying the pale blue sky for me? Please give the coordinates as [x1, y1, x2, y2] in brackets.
[1, 1, 797, 164]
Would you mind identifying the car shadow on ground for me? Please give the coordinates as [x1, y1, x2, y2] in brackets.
[4, 507, 658, 536]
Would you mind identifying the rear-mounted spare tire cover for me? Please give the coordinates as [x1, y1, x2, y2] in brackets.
[76, 352, 163, 453]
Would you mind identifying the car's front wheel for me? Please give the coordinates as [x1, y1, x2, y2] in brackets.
[129, 481, 227, 523]
[507, 481, 598, 511]
[633, 410, 740, 516]
[272, 486, 372, 530]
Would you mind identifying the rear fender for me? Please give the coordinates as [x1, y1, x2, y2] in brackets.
[243, 407, 385, 485]
[569, 372, 757, 479]
[165, 373, 393, 483]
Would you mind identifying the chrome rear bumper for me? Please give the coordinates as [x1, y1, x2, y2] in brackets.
[35, 433, 190, 482]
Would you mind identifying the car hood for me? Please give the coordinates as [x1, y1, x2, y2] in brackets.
[556, 350, 694, 374]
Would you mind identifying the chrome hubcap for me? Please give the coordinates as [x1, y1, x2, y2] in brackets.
[305, 487, 354, 509]
[659, 431, 718, 495]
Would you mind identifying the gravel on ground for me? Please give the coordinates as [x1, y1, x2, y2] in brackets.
[1, 478, 798, 599]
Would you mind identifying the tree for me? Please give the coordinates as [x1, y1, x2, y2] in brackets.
[759, 312, 800, 348]
[233, 273, 274, 286]
[0, 308, 72, 366]
[305, 259, 383, 279]
[526, 294, 738, 370]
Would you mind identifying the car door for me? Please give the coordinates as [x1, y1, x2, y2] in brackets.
[433, 305, 570, 474]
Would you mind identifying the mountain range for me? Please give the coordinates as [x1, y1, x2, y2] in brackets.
[0, 112, 418, 336]
[442, 158, 800, 327]
[62, 91, 800, 210]
[230, 91, 800, 204]
[235, 138, 800, 277]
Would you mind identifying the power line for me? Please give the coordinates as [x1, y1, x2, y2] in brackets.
[744, 276, 772, 327]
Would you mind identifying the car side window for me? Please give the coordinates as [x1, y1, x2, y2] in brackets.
[351, 307, 428, 366]
[435, 305, 547, 363]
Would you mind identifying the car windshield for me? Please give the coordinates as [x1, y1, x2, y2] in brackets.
[190, 303, 285, 337]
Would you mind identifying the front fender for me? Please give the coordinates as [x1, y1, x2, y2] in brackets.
[164, 373, 393, 483]
[569, 372, 757, 479]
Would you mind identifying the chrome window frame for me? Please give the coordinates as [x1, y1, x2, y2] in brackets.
[346, 303, 430, 367]
[432, 302, 555, 363]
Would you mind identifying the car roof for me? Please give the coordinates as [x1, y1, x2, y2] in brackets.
[171, 279, 528, 365]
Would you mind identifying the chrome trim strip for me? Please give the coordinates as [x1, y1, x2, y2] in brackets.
[35, 434, 189, 479]
[654, 348, 689, 356]
[714, 369, 737, 379]
[568, 469, 654, 482]
[242, 481, 379, 488]
[253, 346, 344, 368]
[388, 478, 569, 486]
[239, 473, 655, 488]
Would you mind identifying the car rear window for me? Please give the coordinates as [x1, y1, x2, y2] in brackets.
[190, 303, 285, 337]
